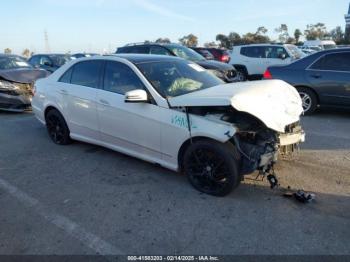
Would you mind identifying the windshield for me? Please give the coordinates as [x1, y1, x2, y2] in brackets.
[49, 55, 71, 66]
[286, 45, 305, 59]
[137, 60, 224, 98]
[0, 56, 32, 70]
[166, 45, 206, 62]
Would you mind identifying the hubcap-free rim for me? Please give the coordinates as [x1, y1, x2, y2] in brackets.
[299, 92, 312, 112]
[186, 148, 230, 193]
[47, 115, 64, 144]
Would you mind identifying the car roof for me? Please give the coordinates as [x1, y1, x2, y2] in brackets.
[108, 54, 185, 64]
[31, 53, 70, 56]
[315, 47, 350, 55]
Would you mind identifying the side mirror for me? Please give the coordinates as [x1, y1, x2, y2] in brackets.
[124, 89, 148, 103]
[279, 53, 287, 60]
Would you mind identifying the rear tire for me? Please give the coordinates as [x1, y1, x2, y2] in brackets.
[234, 67, 248, 81]
[183, 140, 241, 197]
[297, 87, 318, 115]
[45, 109, 72, 145]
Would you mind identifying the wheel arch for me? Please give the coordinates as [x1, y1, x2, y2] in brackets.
[177, 136, 237, 172]
[233, 64, 249, 75]
[294, 85, 320, 104]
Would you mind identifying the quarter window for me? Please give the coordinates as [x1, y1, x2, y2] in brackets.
[103, 61, 145, 94]
[71, 61, 103, 88]
[310, 53, 350, 72]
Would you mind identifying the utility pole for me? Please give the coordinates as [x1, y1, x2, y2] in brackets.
[44, 30, 51, 53]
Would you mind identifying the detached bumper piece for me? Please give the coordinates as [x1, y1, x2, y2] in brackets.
[279, 122, 305, 154]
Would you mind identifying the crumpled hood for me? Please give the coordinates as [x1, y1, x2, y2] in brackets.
[0, 68, 50, 84]
[168, 80, 303, 133]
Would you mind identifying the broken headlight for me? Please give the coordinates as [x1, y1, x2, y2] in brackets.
[0, 80, 20, 96]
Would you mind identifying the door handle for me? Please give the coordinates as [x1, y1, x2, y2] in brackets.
[310, 74, 322, 79]
[99, 99, 110, 105]
[60, 89, 68, 94]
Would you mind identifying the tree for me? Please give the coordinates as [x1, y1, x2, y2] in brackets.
[242, 27, 270, 44]
[4, 48, 12, 54]
[294, 29, 302, 44]
[275, 24, 290, 43]
[216, 34, 230, 49]
[22, 49, 30, 58]
[304, 23, 328, 40]
[155, 38, 171, 44]
[228, 32, 244, 46]
[179, 34, 198, 47]
[330, 26, 345, 44]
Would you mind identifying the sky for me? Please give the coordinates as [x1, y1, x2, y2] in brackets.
[1, 0, 350, 54]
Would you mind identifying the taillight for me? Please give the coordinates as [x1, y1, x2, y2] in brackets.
[263, 69, 273, 79]
[221, 55, 230, 63]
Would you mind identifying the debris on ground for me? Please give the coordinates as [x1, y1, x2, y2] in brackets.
[283, 187, 316, 203]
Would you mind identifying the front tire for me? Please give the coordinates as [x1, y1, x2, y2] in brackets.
[183, 140, 241, 197]
[297, 87, 318, 115]
[45, 109, 72, 145]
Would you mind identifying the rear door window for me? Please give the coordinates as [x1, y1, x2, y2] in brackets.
[71, 60, 103, 88]
[240, 46, 266, 58]
[310, 53, 350, 72]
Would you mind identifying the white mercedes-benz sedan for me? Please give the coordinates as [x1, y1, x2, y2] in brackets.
[32, 54, 305, 196]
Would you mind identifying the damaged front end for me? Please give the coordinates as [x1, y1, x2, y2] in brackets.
[189, 106, 305, 179]
[0, 79, 33, 112]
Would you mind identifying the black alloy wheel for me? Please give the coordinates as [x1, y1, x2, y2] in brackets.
[183, 140, 240, 196]
[45, 110, 71, 145]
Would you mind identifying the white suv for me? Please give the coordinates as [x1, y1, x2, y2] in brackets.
[32, 55, 305, 196]
[230, 44, 305, 80]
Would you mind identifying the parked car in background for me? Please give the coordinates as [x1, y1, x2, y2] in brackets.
[116, 43, 239, 82]
[32, 54, 304, 196]
[303, 40, 337, 50]
[298, 46, 318, 55]
[298, 45, 321, 53]
[191, 47, 230, 63]
[28, 54, 72, 72]
[263, 48, 350, 114]
[0, 54, 50, 112]
[230, 44, 305, 80]
[71, 53, 98, 59]
[190, 48, 214, 60]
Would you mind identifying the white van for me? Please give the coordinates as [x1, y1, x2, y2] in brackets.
[303, 40, 336, 50]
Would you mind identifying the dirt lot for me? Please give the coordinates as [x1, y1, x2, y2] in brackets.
[0, 109, 349, 255]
